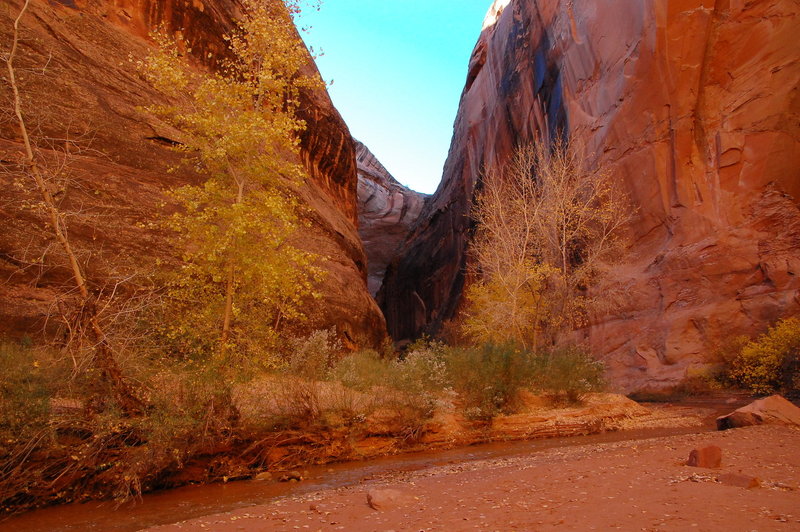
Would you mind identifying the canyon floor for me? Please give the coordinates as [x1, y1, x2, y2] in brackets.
[144, 424, 800, 532]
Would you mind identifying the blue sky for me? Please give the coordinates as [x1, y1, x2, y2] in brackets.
[297, 1, 492, 194]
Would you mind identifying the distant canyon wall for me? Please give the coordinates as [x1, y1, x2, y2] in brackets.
[0, 0, 386, 346]
[355, 141, 427, 297]
[382, 0, 800, 389]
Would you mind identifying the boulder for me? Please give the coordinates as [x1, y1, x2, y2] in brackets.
[716, 395, 800, 430]
[366, 488, 415, 511]
[687, 445, 722, 469]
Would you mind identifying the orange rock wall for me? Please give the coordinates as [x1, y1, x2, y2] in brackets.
[382, 0, 800, 389]
[0, 0, 385, 345]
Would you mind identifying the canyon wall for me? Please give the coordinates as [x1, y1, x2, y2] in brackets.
[382, 0, 800, 389]
[356, 141, 427, 296]
[0, 0, 386, 346]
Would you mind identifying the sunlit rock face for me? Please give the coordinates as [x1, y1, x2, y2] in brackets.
[482, 0, 511, 30]
[0, 0, 387, 347]
[356, 141, 427, 297]
[382, 0, 800, 389]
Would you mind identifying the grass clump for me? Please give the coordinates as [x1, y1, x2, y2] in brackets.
[0, 342, 58, 442]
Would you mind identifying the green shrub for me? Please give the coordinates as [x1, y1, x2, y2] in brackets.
[234, 329, 345, 429]
[395, 339, 449, 394]
[728, 317, 800, 395]
[284, 328, 342, 380]
[336, 345, 445, 398]
[324, 343, 450, 437]
[330, 349, 392, 391]
[444, 342, 536, 419]
[442, 342, 607, 418]
[533, 345, 606, 404]
[390, 341, 451, 427]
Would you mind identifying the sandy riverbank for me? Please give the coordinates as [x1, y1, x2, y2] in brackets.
[146, 424, 800, 531]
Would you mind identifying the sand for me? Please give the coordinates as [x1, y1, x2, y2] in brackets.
[145, 424, 800, 531]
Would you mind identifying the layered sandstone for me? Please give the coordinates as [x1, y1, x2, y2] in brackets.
[356, 141, 427, 296]
[382, 0, 800, 389]
[0, 0, 386, 346]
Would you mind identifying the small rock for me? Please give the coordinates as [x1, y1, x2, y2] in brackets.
[366, 488, 414, 511]
[687, 445, 722, 468]
[309, 502, 329, 514]
[254, 471, 272, 481]
[718, 473, 761, 489]
[278, 471, 303, 482]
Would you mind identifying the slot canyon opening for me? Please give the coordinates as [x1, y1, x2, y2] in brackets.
[296, 2, 514, 313]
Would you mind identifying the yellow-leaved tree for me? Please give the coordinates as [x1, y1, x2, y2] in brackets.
[463, 139, 631, 350]
[728, 317, 800, 395]
[140, 0, 324, 363]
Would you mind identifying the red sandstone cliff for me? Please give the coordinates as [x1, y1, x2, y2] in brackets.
[356, 141, 427, 297]
[382, 0, 800, 389]
[0, 0, 386, 346]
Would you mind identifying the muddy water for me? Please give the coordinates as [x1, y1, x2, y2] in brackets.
[1, 399, 745, 532]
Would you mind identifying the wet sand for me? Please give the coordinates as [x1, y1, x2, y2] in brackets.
[144, 425, 800, 532]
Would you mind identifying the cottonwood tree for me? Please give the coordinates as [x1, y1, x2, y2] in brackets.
[462, 139, 631, 350]
[3, 0, 143, 414]
[140, 0, 324, 363]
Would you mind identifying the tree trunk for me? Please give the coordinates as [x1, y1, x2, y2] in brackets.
[220, 262, 235, 355]
[219, 169, 246, 357]
[6, 0, 143, 416]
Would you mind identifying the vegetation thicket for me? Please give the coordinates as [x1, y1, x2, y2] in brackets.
[722, 317, 800, 395]
[0, 0, 328, 512]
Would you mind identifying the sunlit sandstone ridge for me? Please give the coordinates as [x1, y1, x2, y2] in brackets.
[0, 0, 386, 345]
[381, 0, 800, 389]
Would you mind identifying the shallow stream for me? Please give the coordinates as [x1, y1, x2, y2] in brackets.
[1, 397, 747, 531]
